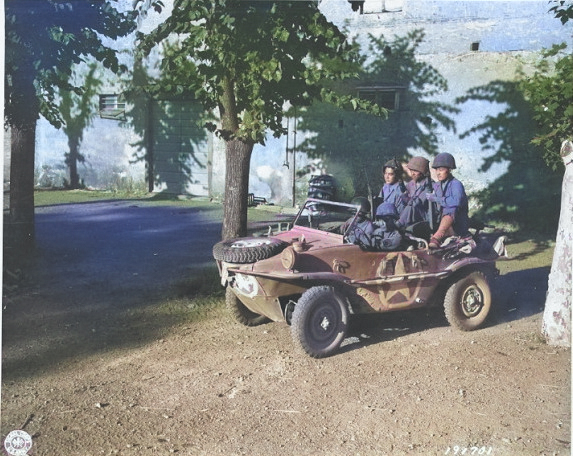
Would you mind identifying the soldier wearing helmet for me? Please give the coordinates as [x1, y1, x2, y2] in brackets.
[398, 156, 433, 227]
[370, 202, 403, 251]
[341, 200, 402, 251]
[340, 196, 375, 248]
[351, 196, 371, 217]
[375, 201, 399, 220]
[427, 153, 469, 248]
[378, 158, 406, 215]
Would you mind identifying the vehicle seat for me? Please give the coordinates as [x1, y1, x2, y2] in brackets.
[403, 221, 433, 241]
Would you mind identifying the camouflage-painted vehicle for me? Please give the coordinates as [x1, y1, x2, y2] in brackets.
[213, 199, 507, 358]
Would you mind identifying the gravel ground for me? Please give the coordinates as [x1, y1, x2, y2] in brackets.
[2, 200, 570, 456]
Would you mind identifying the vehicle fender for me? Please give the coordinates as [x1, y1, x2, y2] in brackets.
[445, 258, 498, 277]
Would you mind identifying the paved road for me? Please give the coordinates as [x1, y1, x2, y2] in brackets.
[28, 200, 225, 306]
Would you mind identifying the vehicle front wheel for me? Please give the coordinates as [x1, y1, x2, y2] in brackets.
[291, 286, 349, 358]
[444, 271, 492, 331]
[226, 287, 268, 326]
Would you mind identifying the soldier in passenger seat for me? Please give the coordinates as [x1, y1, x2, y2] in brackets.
[426, 153, 470, 249]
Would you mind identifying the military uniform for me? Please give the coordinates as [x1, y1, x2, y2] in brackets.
[379, 181, 406, 214]
[399, 176, 432, 227]
[430, 176, 469, 236]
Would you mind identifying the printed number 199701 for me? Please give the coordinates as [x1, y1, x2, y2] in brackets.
[445, 446, 493, 455]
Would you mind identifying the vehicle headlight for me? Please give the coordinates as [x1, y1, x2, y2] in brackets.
[281, 246, 298, 271]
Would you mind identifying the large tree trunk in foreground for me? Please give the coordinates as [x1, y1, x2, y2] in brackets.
[8, 122, 37, 253]
[542, 140, 572, 346]
[222, 139, 254, 240]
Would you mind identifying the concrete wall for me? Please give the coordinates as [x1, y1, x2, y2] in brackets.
[150, 100, 212, 196]
[34, 116, 147, 191]
[22, 0, 573, 204]
[214, 0, 572, 202]
[313, 0, 572, 195]
[325, 0, 570, 54]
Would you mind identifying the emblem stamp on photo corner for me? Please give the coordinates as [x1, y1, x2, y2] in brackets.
[4, 430, 33, 456]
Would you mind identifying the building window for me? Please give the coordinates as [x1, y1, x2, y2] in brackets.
[99, 94, 126, 120]
[357, 86, 404, 111]
[364, 0, 404, 14]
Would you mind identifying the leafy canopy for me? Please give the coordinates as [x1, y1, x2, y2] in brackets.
[549, 0, 573, 24]
[135, 0, 386, 144]
[4, 0, 138, 129]
[518, 44, 573, 170]
[517, 1, 573, 170]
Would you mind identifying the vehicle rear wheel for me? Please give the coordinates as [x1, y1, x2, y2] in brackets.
[226, 287, 268, 326]
[291, 286, 349, 358]
[213, 237, 289, 263]
[444, 271, 491, 331]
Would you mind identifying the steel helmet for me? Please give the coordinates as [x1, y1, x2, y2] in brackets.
[432, 152, 457, 169]
[351, 196, 371, 215]
[384, 158, 401, 171]
[407, 156, 429, 175]
[376, 202, 399, 219]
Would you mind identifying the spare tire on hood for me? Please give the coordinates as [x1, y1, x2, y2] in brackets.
[213, 237, 289, 264]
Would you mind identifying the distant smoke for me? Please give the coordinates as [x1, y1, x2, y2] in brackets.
[251, 165, 291, 204]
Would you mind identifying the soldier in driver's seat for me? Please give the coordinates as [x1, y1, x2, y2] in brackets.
[370, 202, 403, 251]
[340, 197, 375, 248]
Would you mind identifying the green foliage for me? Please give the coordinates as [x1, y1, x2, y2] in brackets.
[105, 169, 149, 196]
[135, 0, 382, 144]
[4, 1, 138, 130]
[134, 0, 385, 238]
[518, 44, 573, 170]
[549, 0, 573, 24]
[35, 164, 67, 189]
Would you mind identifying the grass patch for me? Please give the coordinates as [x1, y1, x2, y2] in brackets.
[172, 265, 225, 299]
[34, 189, 217, 208]
[142, 294, 226, 327]
[34, 189, 149, 206]
[34, 189, 297, 225]
[123, 267, 226, 330]
[115, 295, 226, 342]
[148, 265, 228, 324]
[498, 238, 555, 275]
[247, 207, 287, 223]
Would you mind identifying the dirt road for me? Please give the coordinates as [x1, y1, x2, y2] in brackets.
[2, 201, 570, 456]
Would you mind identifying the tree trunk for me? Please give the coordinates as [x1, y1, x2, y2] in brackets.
[8, 122, 37, 253]
[222, 138, 253, 240]
[542, 140, 572, 346]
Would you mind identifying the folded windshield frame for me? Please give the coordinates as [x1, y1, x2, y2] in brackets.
[293, 199, 361, 235]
